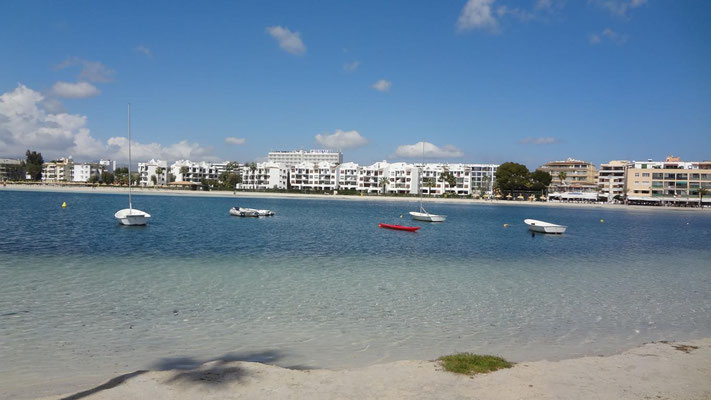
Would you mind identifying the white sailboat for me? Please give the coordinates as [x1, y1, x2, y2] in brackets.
[409, 141, 446, 222]
[114, 104, 150, 226]
[524, 219, 567, 234]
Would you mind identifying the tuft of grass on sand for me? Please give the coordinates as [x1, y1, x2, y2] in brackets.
[438, 353, 513, 375]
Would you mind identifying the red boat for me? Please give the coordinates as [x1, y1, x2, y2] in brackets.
[378, 223, 420, 232]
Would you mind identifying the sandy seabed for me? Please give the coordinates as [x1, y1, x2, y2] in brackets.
[30, 339, 711, 400]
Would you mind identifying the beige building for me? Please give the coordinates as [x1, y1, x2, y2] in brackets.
[627, 156, 711, 204]
[597, 160, 632, 201]
[539, 158, 597, 191]
[42, 157, 74, 182]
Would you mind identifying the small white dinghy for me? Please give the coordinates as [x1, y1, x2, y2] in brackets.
[229, 207, 274, 217]
[524, 219, 567, 234]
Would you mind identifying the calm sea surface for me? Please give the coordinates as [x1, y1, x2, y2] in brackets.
[1, 190, 711, 396]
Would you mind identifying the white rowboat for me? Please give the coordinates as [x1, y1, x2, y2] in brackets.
[409, 210, 446, 222]
[524, 219, 567, 234]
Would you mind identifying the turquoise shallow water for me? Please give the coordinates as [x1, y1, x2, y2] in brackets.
[1, 190, 711, 397]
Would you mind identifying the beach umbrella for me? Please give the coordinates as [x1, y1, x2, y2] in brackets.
[495, 194, 502, 199]
[516, 194, 524, 200]
[506, 193, 512, 199]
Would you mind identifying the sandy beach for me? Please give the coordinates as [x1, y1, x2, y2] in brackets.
[32, 338, 711, 400]
[3, 183, 709, 213]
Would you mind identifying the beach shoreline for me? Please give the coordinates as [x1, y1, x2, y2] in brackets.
[26, 338, 711, 400]
[3, 183, 709, 213]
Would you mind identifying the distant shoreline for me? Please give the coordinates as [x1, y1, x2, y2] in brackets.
[2, 183, 709, 213]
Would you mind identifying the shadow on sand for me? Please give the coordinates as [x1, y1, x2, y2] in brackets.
[61, 349, 311, 399]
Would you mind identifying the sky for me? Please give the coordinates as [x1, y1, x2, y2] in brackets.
[1, 0, 710, 169]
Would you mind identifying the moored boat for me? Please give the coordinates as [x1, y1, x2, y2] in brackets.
[524, 219, 567, 234]
[378, 223, 420, 232]
[229, 207, 274, 217]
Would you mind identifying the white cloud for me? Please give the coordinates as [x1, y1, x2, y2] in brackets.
[55, 57, 115, 82]
[343, 60, 361, 73]
[457, 0, 498, 32]
[518, 136, 561, 145]
[266, 26, 306, 55]
[0, 84, 217, 162]
[225, 137, 246, 145]
[314, 129, 367, 150]
[589, 28, 628, 45]
[590, 0, 647, 17]
[497, 5, 536, 21]
[136, 45, 152, 58]
[393, 141, 464, 159]
[51, 81, 100, 98]
[371, 79, 392, 92]
[535, 0, 553, 10]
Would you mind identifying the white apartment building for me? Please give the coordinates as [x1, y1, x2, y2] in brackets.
[358, 161, 389, 193]
[289, 161, 338, 191]
[138, 159, 169, 186]
[598, 160, 631, 201]
[336, 162, 360, 191]
[72, 163, 101, 182]
[267, 150, 343, 166]
[99, 159, 115, 173]
[384, 162, 419, 195]
[469, 164, 498, 195]
[240, 162, 289, 189]
[170, 160, 223, 183]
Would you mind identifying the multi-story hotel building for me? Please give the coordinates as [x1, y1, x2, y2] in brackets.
[384, 162, 419, 195]
[539, 158, 597, 191]
[42, 157, 74, 182]
[240, 162, 289, 190]
[170, 160, 225, 183]
[72, 163, 102, 182]
[288, 161, 338, 191]
[597, 160, 631, 201]
[0, 158, 23, 181]
[358, 161, 388, 193]
[267, 150, 342, 166]
[138, 159, 169, 186]
[336, 162, 360, 191]
[626, 156, 711, 204]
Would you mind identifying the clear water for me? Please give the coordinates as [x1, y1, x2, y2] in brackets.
[1, 190, 710, 397]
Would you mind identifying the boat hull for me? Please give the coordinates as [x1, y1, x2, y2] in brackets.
[524, 219, 567, 234]
[230, 207, 274, 217]
[114, 209, 151, 226]
[379, 223, 420, 232]
[409, 211, 446, 222]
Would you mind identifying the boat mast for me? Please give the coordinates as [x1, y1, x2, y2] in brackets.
[420, 141, 424, 212]
[128, 103, 132, 212]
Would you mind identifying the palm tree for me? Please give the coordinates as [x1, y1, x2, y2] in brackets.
[179, 166, 189, 180]
[379, 177, 390, 194]
[424, 178, 436, 196]
[557, 171, 567, 186]
[155, 167, 164, 185]
[699, 187, 708, 208]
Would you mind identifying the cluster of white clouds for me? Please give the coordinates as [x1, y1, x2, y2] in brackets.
[393, 141, 464, 159]
[371, 79, 392, 92]
[589, 28, 629, 45]
[51, 81, 100, 98]
[266, 26, 306, 55]
[0, 84, 217, 162]
[518, 136, 561, 145]
[457, 0, 644, 44]
[315, 129, 368, 150]
[225, 137, 246, 145]
[135, 44, 153, 58]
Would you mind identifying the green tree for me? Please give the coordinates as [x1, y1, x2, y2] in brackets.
[179, 166, 189, 178]
[530, 170, 552, 191]
[101, 171, 114, 184]
[88, 175, 100, 184]
[557, 171, 567, 186]
[168, 172, 175, 183]
[439, 170, 457, 191]
[151, 175, 157, 185]
[379, 177, 390, 194]
[423, 177, 436, 196]
[25, 150, 44, 181]
[699, 187, 708, 207]
[131, 172, 140, 185]
[494, 162, 531, 191]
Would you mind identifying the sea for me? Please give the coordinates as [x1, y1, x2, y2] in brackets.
[1, 189, 710, 398]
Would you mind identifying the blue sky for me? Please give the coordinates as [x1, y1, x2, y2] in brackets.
[1, 0, 709, 168]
